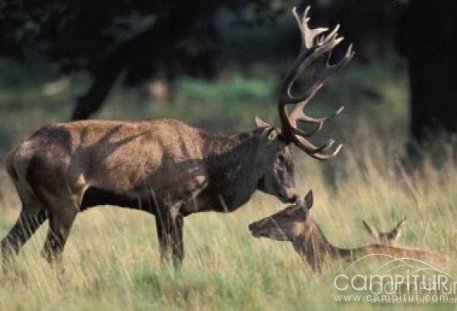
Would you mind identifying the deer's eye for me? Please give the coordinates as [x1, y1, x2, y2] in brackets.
[267, 129, 278, 141]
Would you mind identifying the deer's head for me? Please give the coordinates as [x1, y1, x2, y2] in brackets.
[249, 190, 313, 241]
[253, 6, 353, 204]
[254, 117, 296, 203]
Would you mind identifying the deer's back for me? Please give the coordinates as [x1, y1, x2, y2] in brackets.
[9, 118, 211, 196]
[356, 245, 446, 263]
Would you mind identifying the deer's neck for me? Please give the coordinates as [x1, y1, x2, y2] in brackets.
[204, 130, 257, 157]
[200, 130, 263, 211]
[292, 219, 353, 268]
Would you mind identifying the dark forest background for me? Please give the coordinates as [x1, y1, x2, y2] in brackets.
[0, 0, 456, 159]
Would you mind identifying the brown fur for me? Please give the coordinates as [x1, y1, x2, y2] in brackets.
[2, 6, 351, 274]
[292, 218, 445, 271]
[2, 118, 297, 272]
[249, 192, 445, 271]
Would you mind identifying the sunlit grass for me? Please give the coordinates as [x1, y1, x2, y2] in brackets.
[1, 57, 456, 310]
[0, 125, 456, 310]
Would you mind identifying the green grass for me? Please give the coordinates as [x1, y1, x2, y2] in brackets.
[0, 56, 408, 153]
[2, 57, 456, 310]
[0, 131, 456, 310]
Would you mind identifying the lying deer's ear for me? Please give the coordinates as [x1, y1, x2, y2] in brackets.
[362, 220, 378, 240]
[304, 190, 313, 209]
[254, 116, 271, 128]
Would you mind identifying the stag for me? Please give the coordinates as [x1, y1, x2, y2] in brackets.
[1, 6, 353, 272]
[249, 191, 445, 271]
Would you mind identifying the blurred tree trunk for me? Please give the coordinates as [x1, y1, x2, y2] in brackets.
[70, 12, 189, 120]
[71, 0, 217, 120]
[396, 0, 457, 145]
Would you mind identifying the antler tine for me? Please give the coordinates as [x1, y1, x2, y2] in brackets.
[289, 37, 351, 105]
[289, 83, 323, 122]
[289, 83, 345, 124]
[286, 43, 352, 134]
[278, 6, 353, 160]
[307, 141, 343, 160]
[293, 135, 343, 160]
[288, 85, 326, 137]
[293, 6, 329, 51]
[316, 143, 343, 160]
[313, 43, 354, 87]
[280, 6, 332, 103]
[293, 103, 345, 125]
[299, 122, 324, 137]
[288, 83, 344, 138]
[281, 33, 346, 106]
[293, 135, 336, 154]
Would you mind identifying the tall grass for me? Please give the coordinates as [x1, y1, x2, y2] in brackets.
[1, 59, 456, 310]
[0, 122, 456, 310]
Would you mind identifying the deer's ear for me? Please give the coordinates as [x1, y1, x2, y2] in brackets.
[304, 190, 313, 210]
[254, 116, 271, 128]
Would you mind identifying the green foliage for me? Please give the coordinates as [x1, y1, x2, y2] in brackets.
[0, 56, 408, 155]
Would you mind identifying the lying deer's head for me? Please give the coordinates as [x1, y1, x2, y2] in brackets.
[362, 217, 407, 246]
[249, 190, 313, 241]
[254, 6, 353, 204]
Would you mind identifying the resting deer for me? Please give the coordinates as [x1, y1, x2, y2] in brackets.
[249, 191, 445, 271]
[1, 6, 353, 273]
[362, 217, 407, 246]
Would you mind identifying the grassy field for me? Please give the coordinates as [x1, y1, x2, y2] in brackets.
[1, 60, 457, 310]
[0, 135, 456, 311]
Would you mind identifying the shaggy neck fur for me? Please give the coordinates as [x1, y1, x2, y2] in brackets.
[198, 129, 266, 210]
[292, 218, 352, 270]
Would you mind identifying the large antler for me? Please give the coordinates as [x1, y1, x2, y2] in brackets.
[279, 6, 354, 160]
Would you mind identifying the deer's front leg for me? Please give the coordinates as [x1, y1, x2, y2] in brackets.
[172, 215, 184, 265]
[155, 210, 184, 267]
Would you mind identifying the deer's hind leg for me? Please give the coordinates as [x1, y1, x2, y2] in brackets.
[1, 189, 48, 272]
[40, 196, 79, 276]
[154, 197, 186, 267]
[155, 212, 184, 267]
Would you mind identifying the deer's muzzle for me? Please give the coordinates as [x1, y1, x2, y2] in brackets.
[248, 221, 265, 238]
